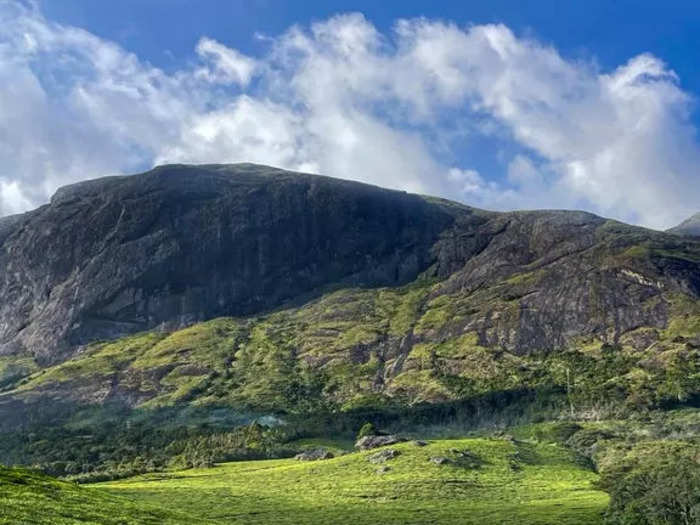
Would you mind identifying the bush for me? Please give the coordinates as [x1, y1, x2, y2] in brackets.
[567, 427, 617, 462]
[598, 442, 700, 524]
[533, 421, 583, 443]
[356, 422, 378, 440]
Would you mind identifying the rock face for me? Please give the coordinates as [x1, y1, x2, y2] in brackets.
[0, 164, 467, 364]
[668, 212, 700, 237]
[0, 163, 699, 369]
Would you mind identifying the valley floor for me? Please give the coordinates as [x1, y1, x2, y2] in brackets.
[85, 437, 607, 525]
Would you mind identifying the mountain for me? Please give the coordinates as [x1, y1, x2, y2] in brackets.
[668, 211, 700, 237]
[0, 164, 699, 413]
[0, 163, 464, 364]
[0, 164, 698, 525]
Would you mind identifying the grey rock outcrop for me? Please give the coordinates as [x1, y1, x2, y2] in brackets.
[367, 449, 400, 463]
[294, 448, 334, 461]
[0, 164, 468, 364]
[355, 435, 406, 450]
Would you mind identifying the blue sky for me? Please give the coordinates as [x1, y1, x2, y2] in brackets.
[2, 0, 700, 228]
[40, 1, 700, 85]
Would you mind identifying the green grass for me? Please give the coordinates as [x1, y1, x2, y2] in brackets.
[0, 355, 38, 390]
[0, 466, 185, 524]
[90, 437, 607, 524]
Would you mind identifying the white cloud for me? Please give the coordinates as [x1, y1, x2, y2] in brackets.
[195, 37, 257, 86]
[0, 180, 33, 215]
[0, 2, 699, 228]
[155, 96, 313, 171]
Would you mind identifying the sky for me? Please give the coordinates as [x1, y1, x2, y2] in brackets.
[1, 1, 700, 229]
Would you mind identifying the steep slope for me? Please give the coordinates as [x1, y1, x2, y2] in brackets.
[668, 211, 700, 237]
[10, 278, 697, 412]
[0, 165, 698, 413]
[0, 164, 479, 364]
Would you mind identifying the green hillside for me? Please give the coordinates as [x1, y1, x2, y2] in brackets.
[91, 437, 606, 525]
[0, 466, 184, 524]
[9, 279, 699, 414]
[3, 415, 698, 524]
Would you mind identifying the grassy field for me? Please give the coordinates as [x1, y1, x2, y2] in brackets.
[0, 466, 187, 524]
[88, 437, 607, 524]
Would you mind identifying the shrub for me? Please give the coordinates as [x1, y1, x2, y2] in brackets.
[599, 442, 700, 525]
[357, 422, 378, 440]
[533, 421, 583, 443]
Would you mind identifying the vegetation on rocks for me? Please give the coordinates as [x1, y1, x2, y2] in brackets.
[7, 279, 698, 416]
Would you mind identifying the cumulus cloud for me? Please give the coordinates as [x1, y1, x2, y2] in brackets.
[195, 37, 257, 86]
[0, 2, 699, 228]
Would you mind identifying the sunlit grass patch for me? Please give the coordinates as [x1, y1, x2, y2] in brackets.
[94, 437, 607, 524]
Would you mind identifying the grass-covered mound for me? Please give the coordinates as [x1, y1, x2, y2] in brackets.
[0, 465, 185, 524]
[94, 437, 607, 525]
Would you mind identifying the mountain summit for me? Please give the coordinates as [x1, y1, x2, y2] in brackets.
[668, 212, 700, 237]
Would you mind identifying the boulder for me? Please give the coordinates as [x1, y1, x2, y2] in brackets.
[430, 456, 452, 465]
[354, 434, 405, 450]
[368, 449, 400, 464]
[412, 440, 428, 447]
[294, 448, 334, 461]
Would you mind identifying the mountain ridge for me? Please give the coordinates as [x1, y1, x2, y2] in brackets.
[0, 163, 698, 413]
[1, 163, 699, 369]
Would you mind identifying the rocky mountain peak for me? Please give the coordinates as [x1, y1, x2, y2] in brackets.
[0, 164, 472, 363]
[668, 211, 700, 237]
